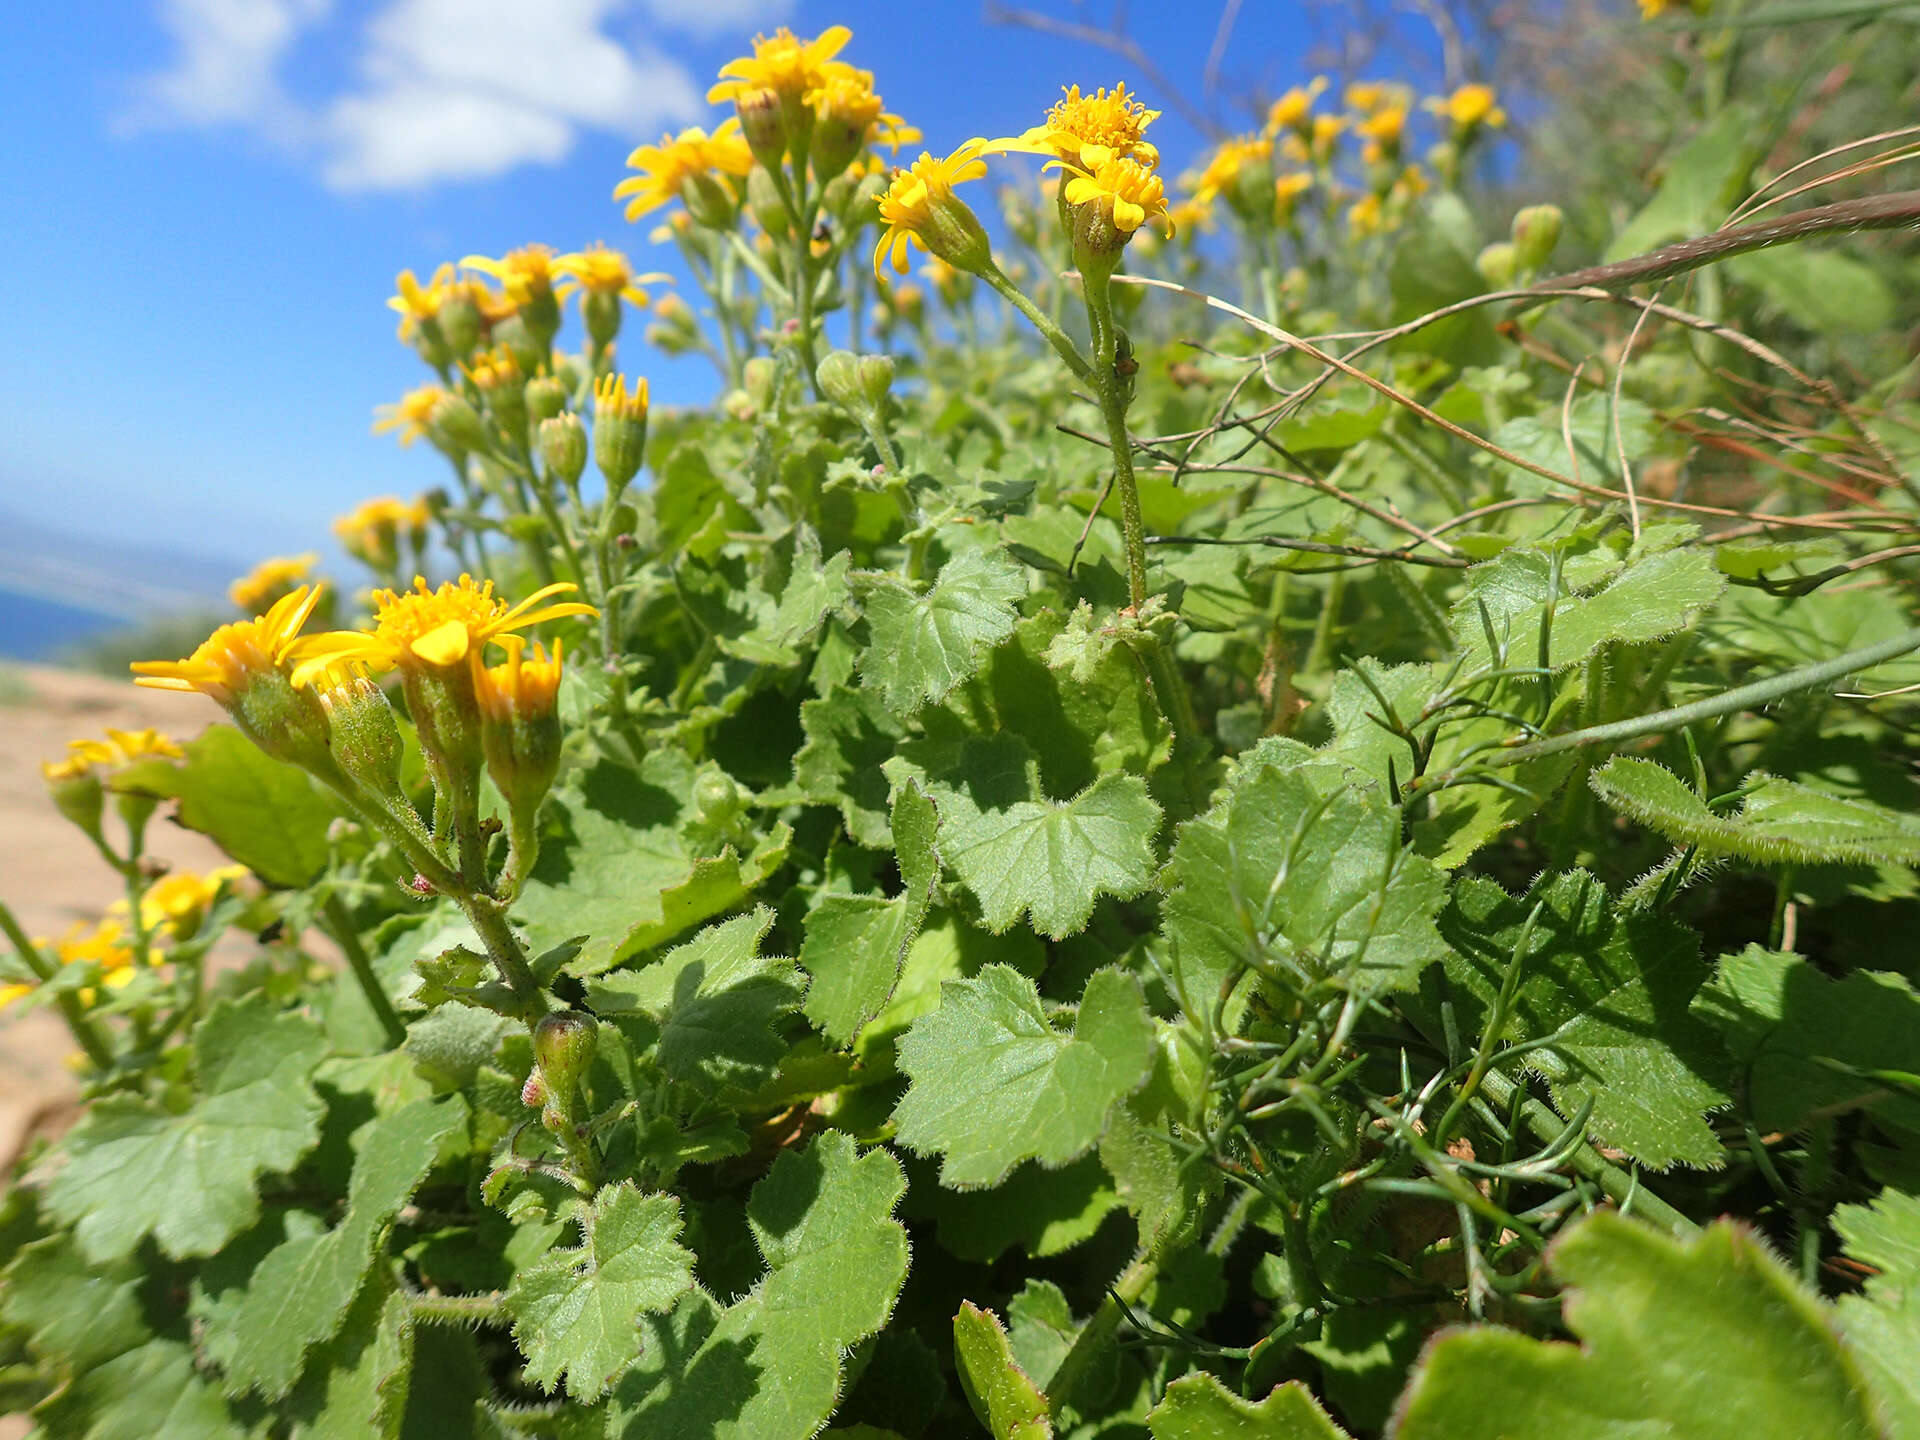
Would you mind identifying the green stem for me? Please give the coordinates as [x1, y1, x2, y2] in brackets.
[463, 895, 545, 1025]
[320, 894, 406, 1049]
[1046, 1252, 1158, 1420]
[979, 262, 1092, 382]
[1079, 264, 1150, 611]
[409, 1291, 506, 1325]
[0, 900, 115, 1072]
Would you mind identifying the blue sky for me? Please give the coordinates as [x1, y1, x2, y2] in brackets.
[0, 0, 1371, 583]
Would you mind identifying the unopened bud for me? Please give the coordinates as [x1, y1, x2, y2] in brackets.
[1511, 204, 1564, 274]
[592, 374, 649, 497]
[525, 374, 567, 425]
[1475, 241, 1518, 290]
[743, 357, 778, 410]
[747, 165, 794, 238]
[429, 393, 490, 454]
[437, 291, 483, 357]
[41, 760, 105, 839]
[532, 1011, 599, 1103]
[583, 291, 622, 351]
[736, 87, 788, 171]
[680, 172, 738, 230]
[315, 669, 407, 802]
[539, 413, 588, 488]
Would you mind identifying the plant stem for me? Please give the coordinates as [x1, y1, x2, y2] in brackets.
[463, 895, 545, 1025]
[1046, 1251, 1158, 1421]
[320, 893, 406, 1048]
[980, 262, 1092, 383]
[409, 1291, 506, 1325]
[0, 901, 115, 1073]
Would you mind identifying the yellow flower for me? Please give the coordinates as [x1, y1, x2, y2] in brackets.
[807, 68, 914, 171]
[0, 982, 32, 1012]
[459, 246, 559, 307]
[463, 344, 522, 396]
[1266, 77, 1327, 137]
[291, 575, 597, 680]
[1345, 80, 1409, 114]
[1056, 154, 1174, 237]
[230, 554, 318, 612]
[1187, 134, 1271, 207]
[1273, 171, 1313, 222]
[132, 587, 324, 706]
[103, 728, 185, 764]
[1348, 193, 1384, 236]
[1167, 198, 1214, 234]
[388, 264, 456, 339]
[615, 120, 755, 222]
[709, 25, 856, 107]
[1310, 114, 1346, 164]
[553, 244, 670, 307]
[333, 496, 431, 571]
[373, 386, 450, 448]
[140, 865, 249, 939]
[988, 82, 1161, 169]
[873, 139, 992, 278]
[47, 727, 184, 782]
[594, 372, 650, 423]
[1430, 83, 1506, 133]
[41, 753, 96, 784]
[872, 116, 923, 154]
[472, 636, 565, 727]
[55, 918, 137, 971]
[1357, 105, 1407, 154]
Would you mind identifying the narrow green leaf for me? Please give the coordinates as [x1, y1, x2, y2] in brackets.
[954, 1301, 1053, 1440]
[505, 1184, 696, 1401]
[41, 996, 327, 1263]
[893, 965, 1155, 1188]
[1393, 1214, 1886, 1439]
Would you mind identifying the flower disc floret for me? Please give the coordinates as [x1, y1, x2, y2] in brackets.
[132, 587, 324, 706]
[291, 575, 596, 682]
[990, 82, 1161, 169]
[873, 139, 992, 278]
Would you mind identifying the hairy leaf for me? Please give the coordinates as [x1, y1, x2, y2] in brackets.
[505, 1184, 696, 1401]
[41, 996, 327, 1262]
[893, 965, 1155, 1188]
[1393, 1214, 1885, 1439]
[860, 545, 1027, 709]
[1834, 1191, 1920, 1438]
[954, 1301, 1053, 1440]
[1147, 1372, 1351, 1439]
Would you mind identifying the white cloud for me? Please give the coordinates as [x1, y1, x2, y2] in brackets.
[637, 0, 793, 40]
[125, 0, 328, 137]
[321, 0, 701, 190]
[126, 0, 779, 191]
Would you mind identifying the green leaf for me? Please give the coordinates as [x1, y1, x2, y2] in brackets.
[114, 723, 341, 886]
[515, 755, 782, 976]
[1692, 946, 1920, 1134]
[41, 996, 327, 1262]
[912, 1154, 1120, 1263]
[1388, 193, 1500, 366]
[1435, 872, 1728, 1169]
[1729, 245, 1896, 336]
[220, 1096, 468, 1399]
[505, 1183, 696, 1401]
[954, 1301, 1053, 1440]
[859, 545, 1027, 709]
[1605, 107, 1754, 260]
[0, 1234, 148, 1372]
[588, 908, 804, 1095]
[609, 1132, 909, 1439]
[793, 687, 908, 848]
[285, 1270, 414, 1440]
[1451, 544, 1725, 673]
[1146, 1372, 1352, 1438]
[34, 1338, 240, 1440]
[1834, 1191, 1920, 1439]
[1393, 1213, 1885, 1440]
[936, 769, 1161, 940]
[1591, 758, 1920, 868]
[997, 609, 1171, 793]
[893, 965, 1155, 1188]
[802, 781, 942, 1045]
[1162, 752, 1450, 1003]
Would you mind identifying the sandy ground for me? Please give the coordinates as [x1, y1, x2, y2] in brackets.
[0, 665, 227, 1167]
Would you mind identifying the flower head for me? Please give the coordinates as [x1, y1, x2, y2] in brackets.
[1055, 153, 1174, 239]
[1428, 83, 1506, 138]
[1273, 171, 1314, 223]
[807, 68, 912, 174]
[615, 120, 755, 223]
[1266, 77, 1328, 137]
[231, 554, 318, 612]
[333, 496, 430, 572]
[873, 139, 992, 278]
[373, 386, 451, 448]
[1186, 134, 1273, 217]
[1356, 104, 1408, 163]
[473, 635, 566, 727]
[141, 866, 249, 939]
[291, 575, 596, 681]
[709, 25, 855, 107]
[132, 587, 324, 707]
[459, 245, 560, 307]
[989, 82, 1160, 169]
[553, 244, 670, 307]
[1344, 80, 1410, 115]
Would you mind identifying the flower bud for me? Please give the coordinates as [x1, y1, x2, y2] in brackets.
[532, 1010, 599, 1105]
[747, 165, 794, 238]
[473, 638, 564, 822]
[229, 668, 339, 777]
[1511, 204, 1565, 274]
[592, 374, 649, 498]
[743, 357, 778, 411]
[583, 291, 622, 351]
[41, 757, 105, 839]
[539, 413, 588, 489]
[430, 393, 491, 454]
[815, 350, 894, 413]
[736, 87, 789, 171]
[437, 290, 483, 358]
[680, 172, 739, 231]
[314, 667, 407, 802]
[1475, 241, 1519, 290]
[525, 374, 567, 425]
[489, 313, 547, 380]
[691, 767, 745, 828]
